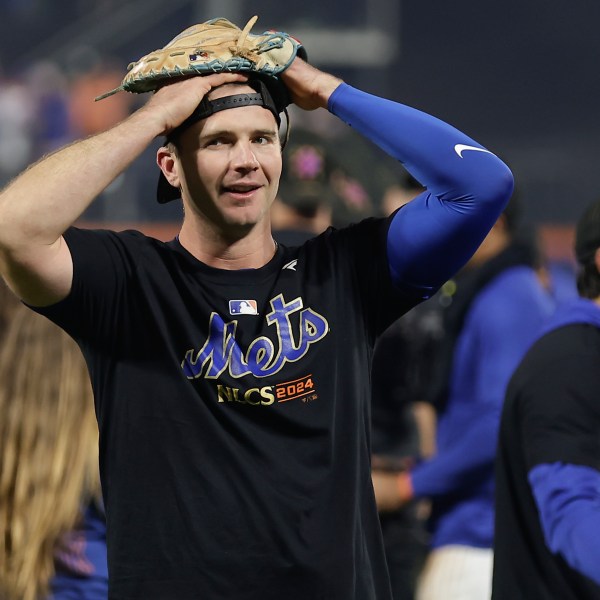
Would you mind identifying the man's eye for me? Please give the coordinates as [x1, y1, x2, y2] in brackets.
[254, 136, 270, 145]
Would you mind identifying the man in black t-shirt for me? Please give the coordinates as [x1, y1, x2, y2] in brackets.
[493, 198, 600, 599]
[0, 22, 513, 599]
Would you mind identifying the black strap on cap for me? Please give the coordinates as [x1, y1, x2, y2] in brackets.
[166, 79, 281, 143]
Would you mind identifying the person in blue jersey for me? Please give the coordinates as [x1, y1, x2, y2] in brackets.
[493, 198, 600, 600]
[372, 193, 555, 599]
[0, 27, 512, 599]
[50, 499, 108, 600]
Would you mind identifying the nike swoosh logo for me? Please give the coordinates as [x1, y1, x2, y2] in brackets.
[454, 144, 494, 158]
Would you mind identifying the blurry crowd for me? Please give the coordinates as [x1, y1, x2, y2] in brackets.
[0, 53, 137, 204]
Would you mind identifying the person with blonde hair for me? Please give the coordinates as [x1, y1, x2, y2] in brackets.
[0, 305, 106, 600]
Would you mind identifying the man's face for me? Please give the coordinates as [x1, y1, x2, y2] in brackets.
[172, 84, 282, 235]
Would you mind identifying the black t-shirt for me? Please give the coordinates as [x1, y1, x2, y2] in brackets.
[35, 218, 419, 599]
[493, 324, 600, 600]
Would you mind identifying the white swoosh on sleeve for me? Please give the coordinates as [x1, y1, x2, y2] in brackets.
[454, 144, 495, 158]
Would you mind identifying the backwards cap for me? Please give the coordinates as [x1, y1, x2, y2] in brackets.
[157, 76, 289, 204]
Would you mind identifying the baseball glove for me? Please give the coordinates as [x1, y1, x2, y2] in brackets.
[95, 15, 305, 100]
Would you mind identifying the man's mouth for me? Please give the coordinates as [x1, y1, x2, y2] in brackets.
[222, 184, 261, 198]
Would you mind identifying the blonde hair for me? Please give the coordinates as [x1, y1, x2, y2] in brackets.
[0, 279, 20, 339]
[0, 306, 99, 600]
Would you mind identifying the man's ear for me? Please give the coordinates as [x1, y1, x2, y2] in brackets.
[157, 146, 180, 187]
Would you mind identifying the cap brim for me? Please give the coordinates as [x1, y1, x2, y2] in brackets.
[157, 171, 181, 204]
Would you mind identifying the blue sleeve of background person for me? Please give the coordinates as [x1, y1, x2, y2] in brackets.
[328, 84, 514, 296]
[411, 271, 551, 497]
[410, 407, 499, 498]
[49, 502, 108, 599]
[529, 462, 600, 586]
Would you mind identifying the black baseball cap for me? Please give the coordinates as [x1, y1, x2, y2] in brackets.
[575, 198, 600, 264]
[157, 76, 290, 204]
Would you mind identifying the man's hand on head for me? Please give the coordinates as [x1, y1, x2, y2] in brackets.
[140, 73, 249, 137]
[281, 59, 343, 111]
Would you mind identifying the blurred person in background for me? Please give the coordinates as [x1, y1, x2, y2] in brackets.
[25, 60, 72, 158]
[0, 305, 107, 600]
[0, 69, 35, 188]
[67, 50, 133, 140]
[67, 48, 139, 224]
[372, 193, 556, 599]
[271, 128, 334, 245]
[493, 197, 600, 600]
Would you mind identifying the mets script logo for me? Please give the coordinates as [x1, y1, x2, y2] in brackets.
[181, 294, 329, 379]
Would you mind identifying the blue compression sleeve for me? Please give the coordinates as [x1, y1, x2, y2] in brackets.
[529, 462, 600, 585]
[328, 84, 514, 295]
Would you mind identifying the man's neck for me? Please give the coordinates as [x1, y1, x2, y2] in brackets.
[178, 219, 277, 270]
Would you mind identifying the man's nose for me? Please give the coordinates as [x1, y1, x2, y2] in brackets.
[231, 142, 259, 170]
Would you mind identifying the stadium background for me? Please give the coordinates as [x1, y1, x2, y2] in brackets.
[0, 0, 598, 260]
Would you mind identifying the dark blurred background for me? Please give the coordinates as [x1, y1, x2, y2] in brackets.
[0, 0, 597, 254]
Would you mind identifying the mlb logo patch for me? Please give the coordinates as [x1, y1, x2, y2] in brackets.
[229, 300, 258, 316]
